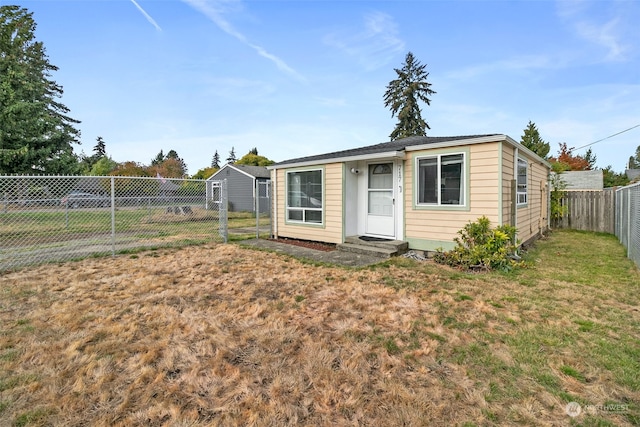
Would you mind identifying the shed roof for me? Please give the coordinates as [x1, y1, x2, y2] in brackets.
[209, 163, 271, 180]
[557, 170, 603, 190]
[626, 169, 640, 181]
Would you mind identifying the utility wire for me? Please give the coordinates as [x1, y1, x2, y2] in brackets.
[574, 123, 640, 150]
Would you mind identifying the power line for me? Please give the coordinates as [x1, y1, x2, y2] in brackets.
[574, 123, 640, 150]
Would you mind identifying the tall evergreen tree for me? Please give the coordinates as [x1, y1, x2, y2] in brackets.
[0, 6, 81, 174]
[151, 150, 164, 166]
[628, 145, 640, 169]
[211, 150, 220, 168]
[226, 147, 236, 163]
[584, 148, 597, 170]
[93, 136, 106, 158]
[520, 121, 550, 159]
[383, 52, 435, 141]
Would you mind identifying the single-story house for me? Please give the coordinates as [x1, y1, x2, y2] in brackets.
[207, 163, 271, 213]
[555, 170, 603, 191]
[268, 134, 551, 251]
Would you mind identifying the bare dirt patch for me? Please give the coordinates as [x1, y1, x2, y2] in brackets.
[1, 231, 639, 426]
[271, 237, 336, 252]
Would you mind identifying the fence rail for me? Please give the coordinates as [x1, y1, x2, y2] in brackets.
[553, 189, 615, 234]
[0, 175, 227, 271]
[615, 182, 640, 269]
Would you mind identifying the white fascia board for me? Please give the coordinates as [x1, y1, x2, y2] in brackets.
[404, 135, 508, 152]
[210, 163, 258, 180]
[267, 151, 404, 170]
[503, 135, 552, 169]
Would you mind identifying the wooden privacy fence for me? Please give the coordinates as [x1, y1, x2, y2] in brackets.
[553, 189, 615, 234]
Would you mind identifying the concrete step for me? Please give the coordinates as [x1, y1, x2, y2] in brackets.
[337, 243, 399, 258]
[343, 236, 409, 253]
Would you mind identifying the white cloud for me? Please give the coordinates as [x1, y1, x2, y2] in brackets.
[574, 19, 627, 61]
[180, 0, 305, 82]
[556, 0, 632, 62]
[324, 11, 405, 71]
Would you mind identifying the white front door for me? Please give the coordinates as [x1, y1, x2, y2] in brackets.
[366, 162, 395, 237]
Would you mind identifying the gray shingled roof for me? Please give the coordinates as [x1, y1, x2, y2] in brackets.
[230, 164, 271, 179]
[273, 134, 499, 166]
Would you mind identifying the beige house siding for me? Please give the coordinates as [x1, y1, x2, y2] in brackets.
[502, 143, 515, 226]
[273, 163, 344, 244]
[516, 155, 549, 244]
[404, 142, 501, 251]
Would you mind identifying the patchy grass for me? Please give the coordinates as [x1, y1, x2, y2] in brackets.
[0, 229, 638, 426]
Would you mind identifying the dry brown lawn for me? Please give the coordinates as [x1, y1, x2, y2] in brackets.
[1, 230, 639, 426]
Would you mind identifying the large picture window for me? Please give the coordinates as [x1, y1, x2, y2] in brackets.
[286, 169, 323, 224]
[417, 153, 464, 206]
[517, 158, 528, 205]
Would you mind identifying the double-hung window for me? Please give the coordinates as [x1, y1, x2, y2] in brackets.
[517, 158, 528, 205]
[416, 153, 465, 206]
[286, 169, 323, 224]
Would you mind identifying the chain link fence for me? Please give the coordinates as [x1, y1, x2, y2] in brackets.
[615, 181, 640, 269]
[0, 175, 227, 271]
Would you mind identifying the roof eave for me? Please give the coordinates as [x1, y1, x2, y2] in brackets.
[267, 150, 405, 169]
[503, 135, 552, 168]
[404, 134, 508, 153]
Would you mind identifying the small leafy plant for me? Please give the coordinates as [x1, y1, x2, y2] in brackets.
[434, 216, 522, 272]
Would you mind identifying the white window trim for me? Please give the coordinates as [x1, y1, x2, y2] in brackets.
[415, 152, 466, 207]
[285, 168, 324, 225]
[517, 158, 528, 206]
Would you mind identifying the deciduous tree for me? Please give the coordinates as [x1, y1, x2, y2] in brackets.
[549, 143, 591, 171]
[383, 52, 435, 141]
[602, 166, 629, 188]
[192, 166, 218, 179]
[235, 152, 274, 167]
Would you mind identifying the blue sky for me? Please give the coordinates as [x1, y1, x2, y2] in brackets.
[6, 0, 640, 175]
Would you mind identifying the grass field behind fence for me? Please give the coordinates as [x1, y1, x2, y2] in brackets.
[0, 208, 270, 270]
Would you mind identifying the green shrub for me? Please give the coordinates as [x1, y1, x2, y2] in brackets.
[434, 216, 522, 272]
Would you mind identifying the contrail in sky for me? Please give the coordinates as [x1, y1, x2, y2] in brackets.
[130, 0, 162, 32]
[181, 0, 305, 82]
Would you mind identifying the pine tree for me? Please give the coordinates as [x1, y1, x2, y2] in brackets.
[93, 137, 106, 158]
[211, 150, 220, 168]
[0, 6, 81, 174]
[520, 121, 550, 159]
[628, 145, 640, 169]
[226, 147, 237, 163]
[584, 148, 597, 170]
[383, 52, 435, 141]
[151, 150, 164, 166]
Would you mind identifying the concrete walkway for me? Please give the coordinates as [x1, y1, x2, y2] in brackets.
[239, 238, 384, 267]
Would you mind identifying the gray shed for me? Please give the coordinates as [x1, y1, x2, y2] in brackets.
[207, 163, 271, 213]
[556, 170, 603, 190]
[626, 169, 640, 181]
